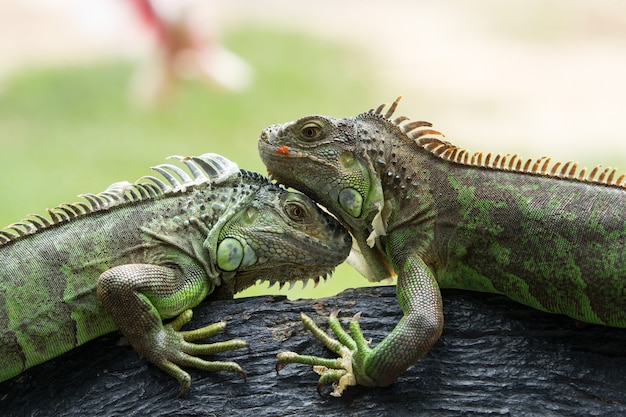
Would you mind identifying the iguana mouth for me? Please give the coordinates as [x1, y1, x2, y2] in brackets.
[258, 139, 306, 159]
[258, 140, 340, 184]
[234, 265, 338, 294]
[259, 268, 335, 291]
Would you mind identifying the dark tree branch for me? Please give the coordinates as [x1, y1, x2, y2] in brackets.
[2, 286, 626, 416]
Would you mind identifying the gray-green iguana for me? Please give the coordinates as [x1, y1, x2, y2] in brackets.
[258, 97, 626, 396]
[0, 153, 351, 396]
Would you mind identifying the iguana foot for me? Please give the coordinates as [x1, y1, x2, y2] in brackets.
[151, 309, 248, 397]
[277, 311, 370, 397]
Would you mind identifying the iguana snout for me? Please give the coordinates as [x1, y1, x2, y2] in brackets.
[259, 118, 373, 221]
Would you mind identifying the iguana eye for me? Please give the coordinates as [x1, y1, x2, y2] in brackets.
[300, 122, 323, 141]
[285, 201, 309, 221]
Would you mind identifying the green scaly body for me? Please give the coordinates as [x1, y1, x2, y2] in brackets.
[259, 97, 626, 395]
[0, 153, 351, 396]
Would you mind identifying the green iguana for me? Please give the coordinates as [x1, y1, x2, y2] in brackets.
[0, 153, 351, 396]
[258, 97, 626, 396]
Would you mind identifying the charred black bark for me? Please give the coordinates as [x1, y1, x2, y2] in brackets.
[2, 286, 625, 416]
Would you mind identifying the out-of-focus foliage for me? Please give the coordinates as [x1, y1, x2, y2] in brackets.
[0, 28, 389, 299]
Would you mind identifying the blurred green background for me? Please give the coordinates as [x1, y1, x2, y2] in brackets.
[1, 1, 625, 300]
[0, 27, 389, 300]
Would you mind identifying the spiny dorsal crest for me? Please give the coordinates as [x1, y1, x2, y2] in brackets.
[0, 153, 240, 245]
[368, 96, 626, 189]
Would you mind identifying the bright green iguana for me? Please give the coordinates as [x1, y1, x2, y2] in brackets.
[258, 97, 626, 396]
[0, 153, 351, 396]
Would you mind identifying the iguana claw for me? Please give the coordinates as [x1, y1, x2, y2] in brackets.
[276, 312, 365, 397]
[156, 309, 249, 397]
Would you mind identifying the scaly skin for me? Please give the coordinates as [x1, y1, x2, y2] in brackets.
[0, 153, 351, 396]
[259, 98, 626, 396]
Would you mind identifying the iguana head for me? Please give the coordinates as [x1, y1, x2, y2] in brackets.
[258, 108, 398, 282]
[213, 172, 352, 294]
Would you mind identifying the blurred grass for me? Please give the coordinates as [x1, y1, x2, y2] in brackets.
[0, 27, 391, 300]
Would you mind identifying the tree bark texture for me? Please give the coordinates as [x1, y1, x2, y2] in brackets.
[1, 286, 625, 416]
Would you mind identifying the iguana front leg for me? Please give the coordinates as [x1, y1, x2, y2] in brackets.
[277, 252, 443, 396]
[97, 263, 247, 397]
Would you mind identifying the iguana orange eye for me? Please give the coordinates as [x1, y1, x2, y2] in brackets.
[300, 122, 323, 141]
